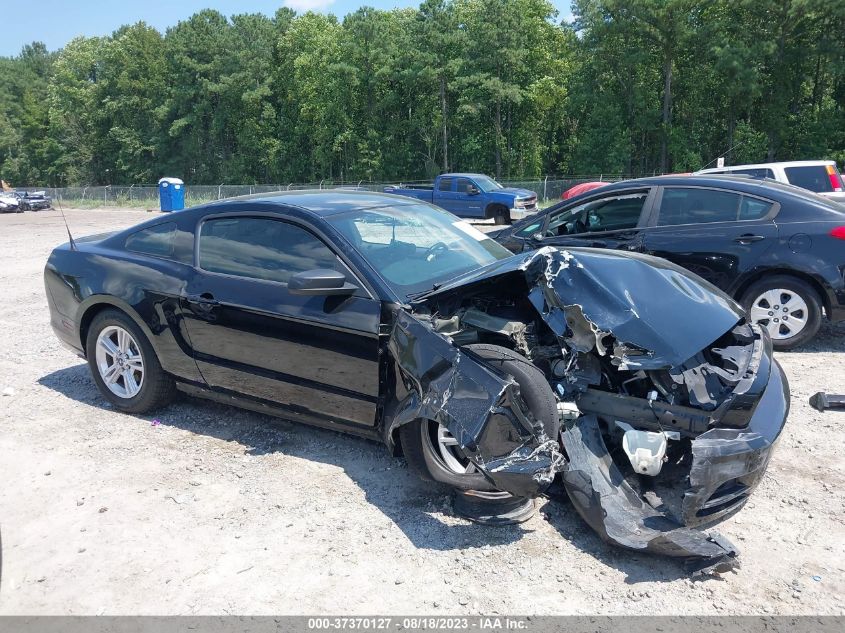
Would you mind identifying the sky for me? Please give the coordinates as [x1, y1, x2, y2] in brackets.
[3, 0, 574, 57]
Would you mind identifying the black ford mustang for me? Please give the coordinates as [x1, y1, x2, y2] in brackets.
[45, 191, 790, 573]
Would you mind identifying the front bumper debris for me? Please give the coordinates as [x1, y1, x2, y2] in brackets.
[390, 247, 790, 572]
[560, 415, 740, 576]
[682, 358, 789, 525]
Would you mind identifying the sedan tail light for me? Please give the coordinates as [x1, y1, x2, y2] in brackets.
[830, 226, 845, 240]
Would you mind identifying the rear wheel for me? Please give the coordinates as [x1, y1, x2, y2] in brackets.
[86, 309, 176, 413]
[400, 344, 557, 491]
[740, 275, 822, 350]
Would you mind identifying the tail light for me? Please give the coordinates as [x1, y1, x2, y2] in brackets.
[831, 226, 845, 240]
[825, 164, 844, 192]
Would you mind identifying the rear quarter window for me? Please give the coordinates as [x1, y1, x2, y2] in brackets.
[739, 197, 774, 220]
[125, 222, 176, 259]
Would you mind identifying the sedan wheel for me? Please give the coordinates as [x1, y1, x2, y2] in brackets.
[94, 325, 145, 398]
[740, 275, 822, 350]
[749, 289, 809, 341]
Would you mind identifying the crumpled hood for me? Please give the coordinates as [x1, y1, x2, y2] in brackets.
[417, 246, 745, 369]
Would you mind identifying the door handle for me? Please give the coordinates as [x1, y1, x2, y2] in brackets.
[185, 293, 219, 309]
[734, 234, 765, 244]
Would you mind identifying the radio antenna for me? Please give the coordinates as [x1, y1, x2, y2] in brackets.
[56, 193, 77, 251]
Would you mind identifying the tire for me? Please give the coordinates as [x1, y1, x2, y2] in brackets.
[85, 309, 176, 413]
[489, 205, 511, 226]
[740, 275, 823, 350]
[400, 344, 558, 491]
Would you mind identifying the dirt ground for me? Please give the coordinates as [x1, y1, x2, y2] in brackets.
[0, 207, 843, 615]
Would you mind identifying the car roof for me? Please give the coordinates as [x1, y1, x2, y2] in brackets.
[541, 174, 845, 211]
[195, 189, 421, 217]
[697, 160, 836, 173]
[585, 174, 815, 196]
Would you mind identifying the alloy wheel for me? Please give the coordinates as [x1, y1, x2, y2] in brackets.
[426, 420, 477, 475]
[748, 288, 809, 341]
[94, 325, 145, 398]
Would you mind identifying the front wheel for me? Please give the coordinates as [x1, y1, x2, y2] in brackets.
[400, 344, 558, 491]
[86, 309, 176, 413]
[740, 275, 823, 350]
[489, 205, 512, 226]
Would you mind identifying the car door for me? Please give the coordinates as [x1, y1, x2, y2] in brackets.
[641, 186, 779, 292]
[523, 188, 656, 252]
[455, 177, 485, 218]
[181, 212, 382, 428]
[433, 176, 459, 213]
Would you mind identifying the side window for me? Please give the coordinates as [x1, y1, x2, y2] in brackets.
[125, 222, 176, 258]
[456, 178, 473, 194]
[657, 188, 741, 226]
[546, 191, 648, 237]
[438, 178, 453, 192]
[739, 196, 774, 220]
[199, 217, 340, 284]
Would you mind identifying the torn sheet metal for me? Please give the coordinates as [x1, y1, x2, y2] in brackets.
[421, 246, 745, 370]
[560, 415, 739, 575]
[388, 310, 564, 498]
[521, 247, 743, 369]
[682, 358, 789, 525]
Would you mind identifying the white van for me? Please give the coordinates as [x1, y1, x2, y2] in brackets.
[696, 160, 845, 202]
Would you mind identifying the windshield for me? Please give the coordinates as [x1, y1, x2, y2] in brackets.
[325, 203, 513, 299]
[474, 176, 503, 192]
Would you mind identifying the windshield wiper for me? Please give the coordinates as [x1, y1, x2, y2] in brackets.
[406, 283, 443, 301]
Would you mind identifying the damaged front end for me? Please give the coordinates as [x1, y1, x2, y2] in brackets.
[386, 247, 789, 573]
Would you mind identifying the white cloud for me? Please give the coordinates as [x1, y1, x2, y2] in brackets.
[283, 0, 336, 12]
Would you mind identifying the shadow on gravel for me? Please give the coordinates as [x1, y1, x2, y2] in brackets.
[39, 362, 701, 583]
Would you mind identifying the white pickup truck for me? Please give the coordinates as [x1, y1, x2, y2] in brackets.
[696, 160, 845, 203]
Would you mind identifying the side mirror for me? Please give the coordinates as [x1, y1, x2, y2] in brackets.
[531, 232, 544, 242]
[467, 185, 480, 195]
[288, 269, 357, 296]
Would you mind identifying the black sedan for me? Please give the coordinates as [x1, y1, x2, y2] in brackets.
[45, 191, 789, 573]
[494, 175, 845, 349]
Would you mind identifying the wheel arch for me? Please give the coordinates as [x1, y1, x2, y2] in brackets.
[732, 268, 830, 318]
[77, 297, 159, 358]
[485, 202, 509, 219]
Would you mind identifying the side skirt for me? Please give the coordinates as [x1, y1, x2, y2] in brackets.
[175, 381, 383, 443]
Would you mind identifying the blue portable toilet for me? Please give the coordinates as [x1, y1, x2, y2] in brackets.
[158, 177, 185, 212]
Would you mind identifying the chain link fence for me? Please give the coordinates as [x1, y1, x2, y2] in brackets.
[18, 175, 628, 209]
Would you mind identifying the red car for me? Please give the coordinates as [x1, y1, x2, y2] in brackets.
[561, 181, 606, 200]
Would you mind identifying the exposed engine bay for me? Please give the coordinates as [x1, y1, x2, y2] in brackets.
[387, 247, 789, 575]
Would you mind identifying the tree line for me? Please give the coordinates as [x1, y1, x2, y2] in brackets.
[0, 0, 843, 187]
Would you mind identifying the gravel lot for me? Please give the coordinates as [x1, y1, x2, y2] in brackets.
[1, 207, 843, 615]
